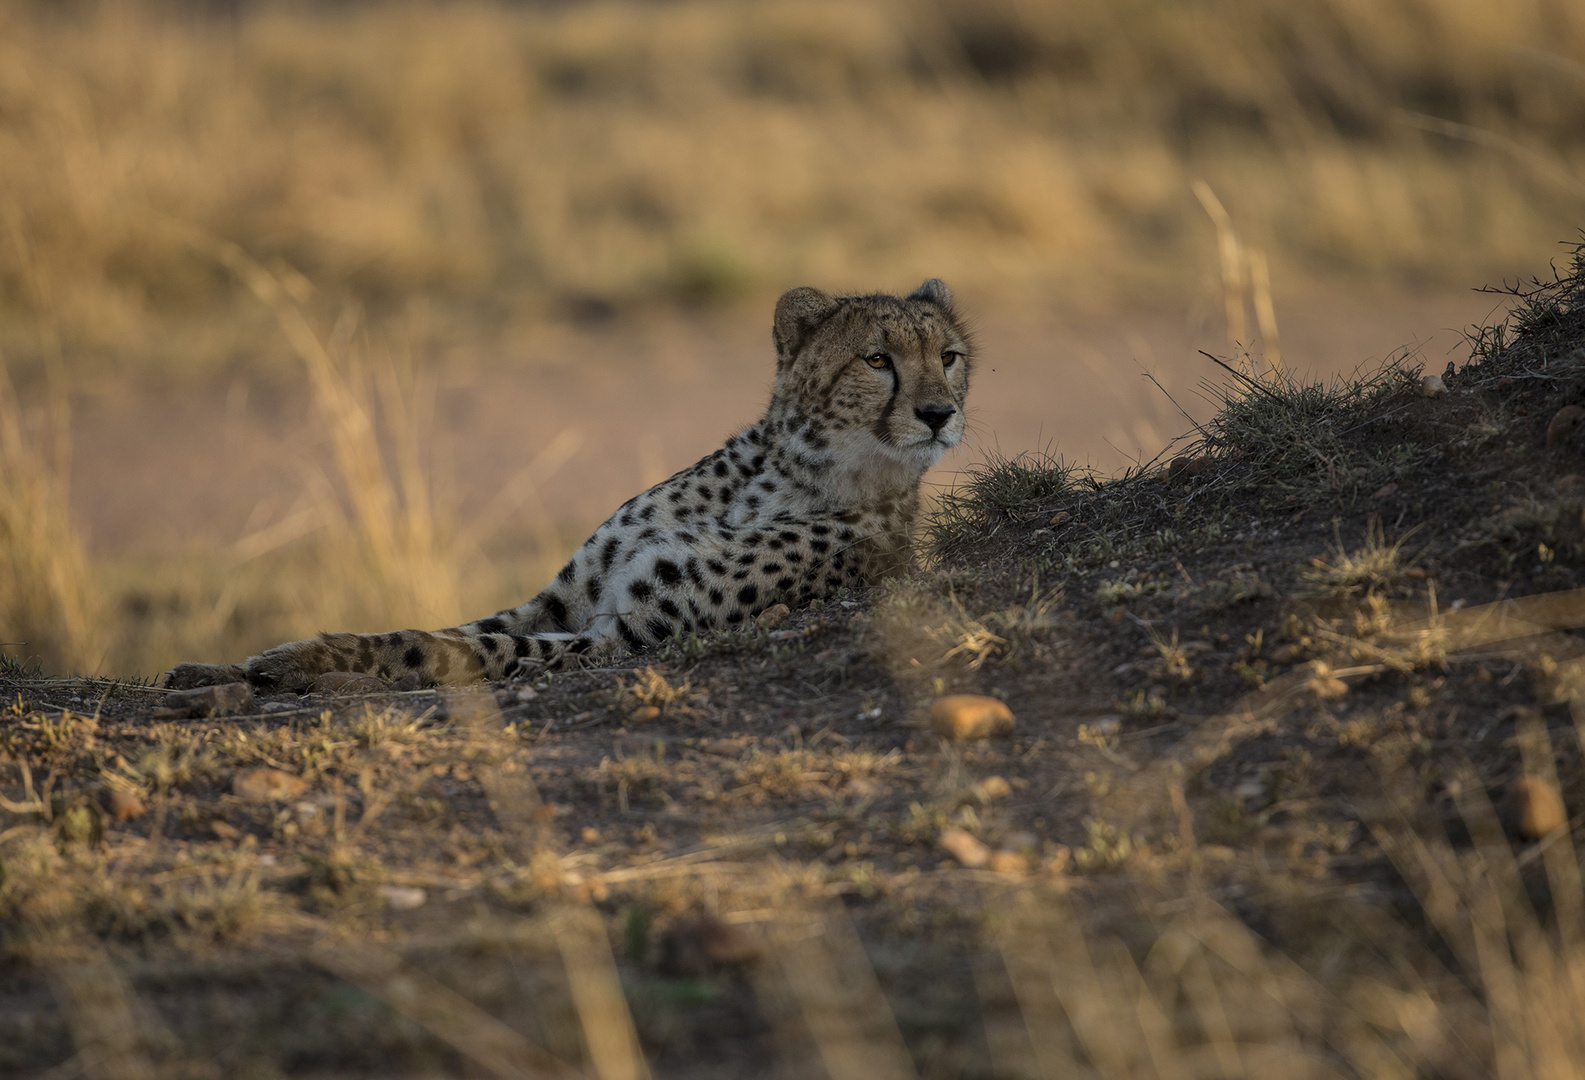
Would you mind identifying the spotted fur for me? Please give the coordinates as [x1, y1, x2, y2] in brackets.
[162, 280, 971, 692]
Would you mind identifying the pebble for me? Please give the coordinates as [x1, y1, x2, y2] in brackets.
[987, 850, 1029, 875]
[377, 885, 428, 910]
[974, 776, 1013, 802]
[232, 767, 309, 803]
[311, 671, 389, 696]
[1503, 776, 1567, 839]
[1547, 405, 1585, 448]
[930, 695, 1015, 740]
[755, 603, 791, 630]
[938, 827, 990, 868]
[630, 705, 661, 723]
[153, 681, 253, 719]
[1167, 455, 1210, 485]
[210, 820, 241, 840]
[104, 788, 145, 821]
[1420, 374, 1447, 398]
[581, 826, 601, 844]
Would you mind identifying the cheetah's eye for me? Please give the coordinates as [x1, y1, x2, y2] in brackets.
[941, 349, 962, 367]
[864, 352, 891, 369]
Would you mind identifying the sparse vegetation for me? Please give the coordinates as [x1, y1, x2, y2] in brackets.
[9, 247, 1585, 1074]
[8, 0, 1585, 1071]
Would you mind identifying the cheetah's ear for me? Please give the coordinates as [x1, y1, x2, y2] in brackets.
[909, 279, 953, 310]
[772, 286, 840, 367]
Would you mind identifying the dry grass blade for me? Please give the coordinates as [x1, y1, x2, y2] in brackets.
[553, 906, 651, 1080]
[213, 240, 463, 631]
[445, 690, 648, 1080]
[0, 344, 102, 675]
[1368, 752, 1585, 1078]
[307, 938, 583, 1080]
[45, 941, 158, 1080]
[760, 907, 918, 1080]
[970, 952, 1045, 1080]
[1191, 180, 1248, 354]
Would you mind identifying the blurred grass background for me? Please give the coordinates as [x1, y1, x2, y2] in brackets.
[2, 0, 1583, 676]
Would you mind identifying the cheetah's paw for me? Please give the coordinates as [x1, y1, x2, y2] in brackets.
[242, 644, 323, 694]
[161, 662, 246, 690]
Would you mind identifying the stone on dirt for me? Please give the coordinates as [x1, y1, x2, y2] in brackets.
[755, 602, 791, 629]
[104, 788, 145, 821]
[233, 767, 309, 803]
[1503, 776, 1567, 839]
[1546, 405, 1585, 448]
[377, 885, 427, 910]
[987, 850, 1029, 875]
[930, 694, 1015, 740]
[939, 827, 990, 868]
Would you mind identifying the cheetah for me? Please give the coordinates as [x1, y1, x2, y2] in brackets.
[162, 280, 971, 693]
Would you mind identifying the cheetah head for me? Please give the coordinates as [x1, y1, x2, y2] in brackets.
[769, 279, 971, 476]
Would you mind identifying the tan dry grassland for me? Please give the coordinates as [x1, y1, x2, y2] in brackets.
[1, 0, 1583, 379]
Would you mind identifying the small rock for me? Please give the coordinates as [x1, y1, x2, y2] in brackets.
[701, 737, 754, 756]
[659, 915, 762, 976]
[1167, 455, 1209, 485]
[514, 687, 538, 703]
[1420, 374, 1447, 398]
[210, 819, 241, 841]
[153, 681, 253, 719]
[755, 603, 791, 630]
[1503, 776, 1567, 839]
[1371, 482, 1399, 499]
[975, 776, 1013, 802]
[232, 767, 309, 803]
[1048, 511, 1071, 526]
[930, 695, 1016, 740]
[630, 704, 661, 723]
[581, 826, 601, 844]
[987, 850, 1028, 875]
[377, 885, 428, 910]
[939, 827, 990, 868]
[260, 701, 294, 713]
[311, 672, 389, 696]
[1547, 405, 1585, 448]
[104, 788, 145, 821]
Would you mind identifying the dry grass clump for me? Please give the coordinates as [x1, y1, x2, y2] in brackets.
[0, 351, 103, 676]
[1301, 518, 1420, 599]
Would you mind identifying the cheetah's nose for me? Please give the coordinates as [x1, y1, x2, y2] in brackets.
[915, 403, 957, 433]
